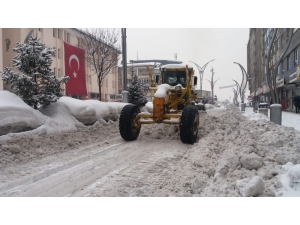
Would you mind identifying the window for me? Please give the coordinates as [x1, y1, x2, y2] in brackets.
[287, 55, 290, 71]
[57, 29, 60, 39]
[58, 48, 60, 59]
[67, 33, 70, 42]
[294, 49, 298, 66]
[38, 28, 42, 32]
[53, 28, 56, 37]
[58, 68, 60, 76]
[53, 67, 56, 75]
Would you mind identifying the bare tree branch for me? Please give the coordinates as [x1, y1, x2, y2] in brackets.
[77, 28, 120, 101]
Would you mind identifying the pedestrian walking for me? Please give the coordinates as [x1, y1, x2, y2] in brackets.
[293, 96, 300, 113]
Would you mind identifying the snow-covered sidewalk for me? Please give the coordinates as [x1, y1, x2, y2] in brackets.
[243, 106, 300, 131]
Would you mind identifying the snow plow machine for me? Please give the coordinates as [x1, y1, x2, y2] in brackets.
[119, 64, 204, 144]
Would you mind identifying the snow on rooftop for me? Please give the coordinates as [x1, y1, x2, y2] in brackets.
[161, 64, 192, 69]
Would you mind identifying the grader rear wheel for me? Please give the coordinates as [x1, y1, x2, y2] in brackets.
[119, 104, 141, 141]
[180, 105, 199, 144]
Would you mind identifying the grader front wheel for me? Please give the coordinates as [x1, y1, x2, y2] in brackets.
[180, 105, 199, 144]
[119, 104, 141, 141]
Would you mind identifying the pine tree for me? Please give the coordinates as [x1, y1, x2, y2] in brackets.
[128, 67, 148, 107]
[1, 37, 69, 109]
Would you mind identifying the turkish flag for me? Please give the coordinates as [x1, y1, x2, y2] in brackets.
[64, 42, 87, 96]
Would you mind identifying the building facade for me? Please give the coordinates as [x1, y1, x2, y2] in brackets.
[0, 28, 119, 101]
[247, 28, 300, 111]
[247, 28, 265, 102]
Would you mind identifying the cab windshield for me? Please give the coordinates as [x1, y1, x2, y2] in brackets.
[162, 71, 186, 87]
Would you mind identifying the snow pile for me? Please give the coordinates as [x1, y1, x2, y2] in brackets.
[154, 84, 171, 98]
[1, 98, 300, 197]
[204, 104, 215, 109]
[0, 119, 119, 166]
[275, 162, 300, 197]
[38, 101, 84, 134]
[236, 176, 265, 197]
[57, 97, 97, 124]
[0, 91, 129, 137]
[246, 112, 269, 121]
[0, 91, 48, 135]
[170, 103, 300, 197]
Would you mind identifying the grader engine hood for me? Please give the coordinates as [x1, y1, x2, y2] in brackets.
[153, 84, 170, 122]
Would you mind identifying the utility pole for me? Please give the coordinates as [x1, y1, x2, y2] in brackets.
[121, 28, 127, 91]
[121, 28, 129, 103]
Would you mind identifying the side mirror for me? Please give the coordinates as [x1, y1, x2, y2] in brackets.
[155, 75, 160, 84]
[193, 76, 198, 86]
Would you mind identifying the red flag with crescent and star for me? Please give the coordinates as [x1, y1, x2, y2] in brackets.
[64, 42, 87, 96]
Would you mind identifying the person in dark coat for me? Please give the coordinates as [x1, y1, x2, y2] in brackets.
[294, 97, 300, 113]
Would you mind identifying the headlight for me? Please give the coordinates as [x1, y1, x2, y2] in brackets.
[175, 86, 181, 91]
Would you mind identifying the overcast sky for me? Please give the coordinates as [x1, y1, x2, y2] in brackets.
[125, 28, 249, 102]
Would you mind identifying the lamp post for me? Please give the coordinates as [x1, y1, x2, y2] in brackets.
[232, 88, 239, 106]
[206, 67, 220, 105]
[233, 62, 251, 105]
[189, 59, 215, 95]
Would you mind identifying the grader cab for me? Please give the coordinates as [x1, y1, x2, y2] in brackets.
[119, 64, 203, 144]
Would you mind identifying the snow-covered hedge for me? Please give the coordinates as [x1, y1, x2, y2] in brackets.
[0, 91, 130, 136]
[0, 91, 47, 136]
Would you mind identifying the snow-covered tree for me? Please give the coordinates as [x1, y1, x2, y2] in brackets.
[1, 37, 69, 109]
[128, 67, 147, 107]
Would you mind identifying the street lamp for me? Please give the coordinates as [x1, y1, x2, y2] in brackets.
[189, 59, 215, 95]
[232, 88, 239, 106]
[205, 67, 220, 105]
[233, 62, 250, 104]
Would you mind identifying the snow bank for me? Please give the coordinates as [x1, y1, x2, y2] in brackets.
[246, 112, 269, 121]
[0, 91, 129, 137]
[275, 162, 300, 197]
[38, 101, 83, 134]
[105, 102, 130, 118]
[236, 176, 265, 197]
[57, 97, 97, 124]
[2, 94, 300, 197]
[204, 104, 215, 109]
[0, 91, 47, 136]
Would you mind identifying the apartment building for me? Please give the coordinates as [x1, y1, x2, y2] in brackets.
[247, 28, 300, 111]
[0, 28, 119, 101]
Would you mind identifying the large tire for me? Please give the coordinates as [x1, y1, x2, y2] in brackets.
[199, 105, 206, 111]
[180, 105, 199, 144]
[119, 104, 141, 141]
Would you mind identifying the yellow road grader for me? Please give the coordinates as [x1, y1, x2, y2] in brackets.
[119, 64, 203, 144]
